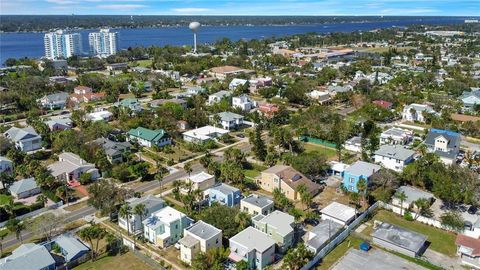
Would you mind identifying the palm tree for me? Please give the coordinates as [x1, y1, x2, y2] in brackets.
[395, 191, 408, 216]
[36, 194, 48, 207]
[349, 192, 361, 216]
[356, 178, 368, 208]
[133, 203, 147, 248]
[155, 169, 166, 195]
[172, 180, 183, 200]
[6, 218, 24, 243]
[234, 211, 251, 230]
[413, 198, 430, 220]
[184, 162, 193, 177]
[119, 203, 133, 235]
[79, 222, 107, 261]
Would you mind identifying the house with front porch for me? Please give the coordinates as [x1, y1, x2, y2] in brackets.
[127, 127, 172, 148]
[47, 152, 100, 182]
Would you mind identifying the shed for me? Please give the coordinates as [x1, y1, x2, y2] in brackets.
[371, 222, 427, 257]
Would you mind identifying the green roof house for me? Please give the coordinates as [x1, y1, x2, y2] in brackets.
[128, 127, 172, 148]
[115, 98, 143, 112]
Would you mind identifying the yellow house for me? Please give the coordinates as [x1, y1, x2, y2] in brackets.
[258, 165, 321, 201]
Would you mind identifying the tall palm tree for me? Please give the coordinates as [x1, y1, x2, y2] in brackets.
[395, 191, 408, 216]
[119, 203, 133, 235]
[155, 169, 166, 195]
[184, 162, 193, 177]
[356, 178, 368, 208]
[6, 218, 24, 243]
[133, 203, 147, 248]
[36, 194, 48, 207]
[234, 211, 251, 230]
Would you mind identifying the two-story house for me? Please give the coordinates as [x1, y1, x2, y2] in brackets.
[424, 129, 461, 165]
[208, 90, 231, 105]
[402, 103, 437, 123]
[232, 95, 256, 111]
[240, 194, 274, 216]
[4, 126, 42, 152]
[252, 210, 295, 252]
[37, 92, 69, 110]
[183, 171, 216, 192]
[119, 195, 165, 234]
[229, 78, 248, 90]
[229, 227, 276, 270]
[206, 183, 242, 207]
[210, 112, 244, 130]
[342, 161, 381, 193]
[92, 137, 132, 163]
[179, 221, 222, 265]
[115, 98, 143, 113]
[127, 127, 172, 148]
[459, 88, 480, 111]
[47, 152, 100, 182]
[143, 206, 192, 248]
[258, 165, 321, 201]
[380, 128, 413, 145]
[373, 145, 415, 172]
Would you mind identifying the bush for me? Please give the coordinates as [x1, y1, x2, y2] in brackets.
[404, 211, 414, 221]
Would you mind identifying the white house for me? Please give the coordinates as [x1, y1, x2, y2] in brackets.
[373, 145, 415, 172]
[229, 227, 276, 270]
[229, 78, 248, 90]
[37, 92, 69, 110]
[183, 171, 216, 192]
[47, 152, 100, 182]
[208, 90, 231, 105]
[143, 206, 192, 248]
[86, 110, 113, 122]
[118, 195, 165, 234]
[308, 90, 331, 104]
[210, 112, 244, 130]
[183, 125, 229, 144]
[320, 202, 356, 226]
[179, 221, 222, 265]
[232, 95, 256, 111]
[344, 136, 362, 153]
[380, 128, 413, 145]
[127, 127, 172, 148]
[240, 194, 274, 216]
[4, 126, 42, 152]
[402, 104, 437, 123]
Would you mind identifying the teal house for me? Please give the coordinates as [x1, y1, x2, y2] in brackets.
[342, 161, 381, 193]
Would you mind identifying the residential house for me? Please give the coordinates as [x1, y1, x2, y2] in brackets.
[0, 243, 56, 270]
[456, 234, 480, 269]
[52, 234, 90, 264]
[258, 103, 279, 118]
[127, 127, 172, 148]
[37, 92, 69, 110]
[308, 90, 331, 104]
[327, 85, 352, 96]
[372, 222, 427, 257]
[344, 136, 362, 153]
[106, 62, 128, 71]
[229, 227, 276, 270]
[229, 78, 249, 90]
[459, 88, 480, 111]
[258, 165, 321, 201]
[304, 219, 342, 253]
[208, 90, 231, 105]
[320, 202, 356, 226]
[9, 177, 41, 199]
[92, 137, 131, 163]
[0, 156, 13, 176]
[240, 194, 274, 216]
[372, 100, 393, 110]
[402, 103, 437, 123]
[209, 66, 255, 80]
[210, 112, 244, 130]
[391, 186, 435, 211]
[424, 128, 461, 165]
[182, 125, 229, 144]
[45, 118, 72, 131]
[70, 86, 105, 104]
[4, 126, 42, 152]
[184, 171, 216, 192]
[380, 128, 413, 145]
[115, 98, 142, 113]
[342, 161, 381, 193]
[143, 206, 192, 248]
[47, 152, 100, 182]
[232, 95, 256, 111]
[119, 195, 165, 234]
[373, 145, 415, 172]
[86, 110, 113, 122]
[183, 86, 205, 96]
[179, 221, 222, 265]
[206, 183, 241, 207]
[73, 86, 92, 95]
[252, 210, 295, 252]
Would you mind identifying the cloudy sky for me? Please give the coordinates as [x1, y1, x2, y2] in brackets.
[1, 0, 479, 16]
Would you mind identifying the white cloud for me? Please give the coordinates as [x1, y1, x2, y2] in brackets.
[171, 8, 211, 13]
[97, 4, 146, 9]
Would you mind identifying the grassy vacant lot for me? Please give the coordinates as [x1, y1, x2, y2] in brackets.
[316, 236, 363, 270]
[355, 46, 416, 54]
[371, 210, 457, 256]
[133, 59, 152, 68]
[303, 143, 337, 160]
[243, 164, 268, 179]
[74, 252, 157, 270]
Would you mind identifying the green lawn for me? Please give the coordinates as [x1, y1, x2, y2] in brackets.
[317, 236, 363, 270]
[74, 252, 157, 270]
[133, 59, 152, 68]
[243, 164, 267, 179]
[0, 194, 12, 205]
[371, 210, 457, 256]
[303, 143, 337, 159]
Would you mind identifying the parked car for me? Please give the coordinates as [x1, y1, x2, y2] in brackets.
[468, 205, 478, 215]
[236, 133, 245, 138]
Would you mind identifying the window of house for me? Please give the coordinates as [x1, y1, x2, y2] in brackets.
[349, 177, 355, 183]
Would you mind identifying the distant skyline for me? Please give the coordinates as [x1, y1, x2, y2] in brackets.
[1, 0, 479, 16]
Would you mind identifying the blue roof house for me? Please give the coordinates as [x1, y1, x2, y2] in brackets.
[342, 161, 381, 193]
[53, 234, 90, 263]
[0, 243, 56, 270]
[206, 183, 241, 207]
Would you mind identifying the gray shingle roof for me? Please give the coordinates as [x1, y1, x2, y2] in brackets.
[216, 112, 244, 122]
[0, 243, 55, 270]
[8, 177, 38, 195]
[126, 195, 164, 210]
[374, 145, 415, 161]
[54, 234, 90, 261]
[4, 126, 40, 142]
[395, 186, 434, 205]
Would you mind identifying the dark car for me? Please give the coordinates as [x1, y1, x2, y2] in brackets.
[236, 133, 245, 138]
[468, 205, 478, 215]
[304, 218, 319, 226]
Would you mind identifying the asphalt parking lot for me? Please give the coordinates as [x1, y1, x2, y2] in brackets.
[331, 248, 427, 270]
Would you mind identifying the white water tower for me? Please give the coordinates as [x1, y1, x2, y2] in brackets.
[189, 21, 201, 53]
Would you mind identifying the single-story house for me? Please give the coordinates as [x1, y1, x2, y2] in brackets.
[344, 136, 362, 153]
[304, 219, 342, 253]
[0, 243, 56, 270]
[380, 128, 413, 145]
[86, 110, 113, 122]
[320, 202, 356, 226]
[92, 137, 132, 163]
[182, 125, 229, 144]
[37, 92, 69, 110]
[208, 90, 232, 105]
[0, 156, 13, 176]
[372, 222, 427, 257]
[9, 177, 41, 199]
[391, 186, 435, 211]
[45, 118, 72, 131]
[53, 234, 90, 263]
[47, 152, 100, 182]
[456, 234, 480, 269]
[127, 127, 172, 148]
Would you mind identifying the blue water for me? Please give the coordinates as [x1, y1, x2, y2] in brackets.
[0, 17, 467, 65]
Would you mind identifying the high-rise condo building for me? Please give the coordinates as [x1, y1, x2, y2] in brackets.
[44, 30, 82, 60]
[88, 29, 119, 57]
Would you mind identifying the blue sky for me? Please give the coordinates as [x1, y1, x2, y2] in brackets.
[1, 0, 479, 16]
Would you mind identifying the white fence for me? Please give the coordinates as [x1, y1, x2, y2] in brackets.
[301, 201, 380, 270]
[379, 202, 446, 230]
